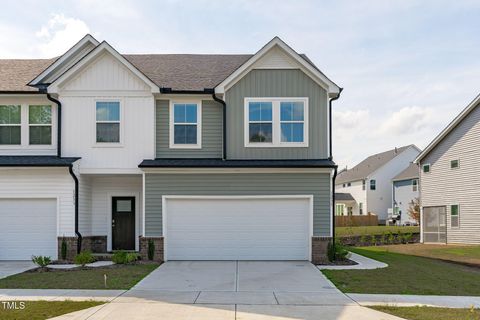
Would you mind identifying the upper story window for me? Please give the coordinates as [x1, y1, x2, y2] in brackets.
[347, 182, 351, 187]
[450, 159, 459, 169]
[422, 164, 430, 173]
[370, 179, 376, 190]
[0, 105, 21, 145]
[96, 101, 120, 143]
[29, 105, 52, 145]
[244, 98, 308, 147]
[412, 179, 418, 192]
[362, 179, 366, 190]
[169, 101, 201, 149]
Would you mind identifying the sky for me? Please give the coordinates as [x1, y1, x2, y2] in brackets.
[1, 0, 479, 168]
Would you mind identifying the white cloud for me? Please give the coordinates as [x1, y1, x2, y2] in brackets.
[378, 106, 433, 135]
[35, 14, 90, 57]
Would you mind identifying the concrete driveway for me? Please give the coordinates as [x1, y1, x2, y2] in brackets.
[0, 261, 36, 279]
[53, 261, 403, 320]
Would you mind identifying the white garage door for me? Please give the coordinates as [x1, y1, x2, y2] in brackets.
[164, 196, 311, 261]
[0, 199, 57, 260]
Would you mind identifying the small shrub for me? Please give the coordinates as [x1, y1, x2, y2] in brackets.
[328, 240, 349, 262]
[403, 232, 413, 243]
[112, 250, 139, 264]
[148, 239, 155, 260]
[370, 235, 377, 246]
[397, 229, 403, 243]
[327, 241, 335, 262]
[388, 231, 395, 244]
[74, 250, 95, 266]
[32, 255, 51, 268]
[112, 250, 127, 264]
[360, 234, 368, 245]
[380, 232, 387, 244]
[61, 237, 68, 260]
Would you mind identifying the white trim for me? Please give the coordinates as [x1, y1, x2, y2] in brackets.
[244, 97, 309, 148]
[169, 100, 202, 149]
[215, 37, 340, 96]
[162, 194, 314, 262]
[93, 99, 124, 147]
[415, 93, 480, 163]
[48, 41, 159, 94]
[141, 167, 335, 174]
[29, 34, 100, 86]
[107, 193, 140, 252]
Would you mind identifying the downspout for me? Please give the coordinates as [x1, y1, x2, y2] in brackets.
[329, 88, 343, 247]
[45, 93, 62, 157]
[68, 165, 82, 254]
[212, 93, 227, 160]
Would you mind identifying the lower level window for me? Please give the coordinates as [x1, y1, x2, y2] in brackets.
[451, 204, 459, 227]
[0, 105, 21, 145]
[335, 204, 345, 216]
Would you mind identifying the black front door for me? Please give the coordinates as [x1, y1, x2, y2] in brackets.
[112, 197, 135, 250]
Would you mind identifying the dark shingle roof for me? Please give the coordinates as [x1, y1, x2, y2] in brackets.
[124, 54, 252, 91]
[0, 156, 80, 166]
[337, 145, 416, 184]
[0, 58, 56, 92]
[393, 163, 419, 181]
[139, 158, 336, 168]
[335, 193, 355, 201]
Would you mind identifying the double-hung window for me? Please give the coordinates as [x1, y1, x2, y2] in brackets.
[245, 98, 308, 147]
[451, 204, 459, 228]
[412, 179, 418, 192]
[0, 105, 21, 145]
[29, 105, 52, 145]
[96, 101, 120, 143]
[370, 179, 376, 190]
[170, 102, 201, 148]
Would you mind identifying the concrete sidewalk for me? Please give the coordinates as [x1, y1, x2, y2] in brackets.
[0, 289, 124, 301]
[348, 293, 480, 308]
[317, 252, 388, 270]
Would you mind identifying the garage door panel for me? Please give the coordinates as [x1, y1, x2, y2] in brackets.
[0, 199, 57, 260]
[165, 197, 311, 261]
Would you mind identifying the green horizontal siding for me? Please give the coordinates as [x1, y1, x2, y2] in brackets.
[225, 69, 329, 159]
[144, 172, 332, 237]
[156, 99, 223, 158]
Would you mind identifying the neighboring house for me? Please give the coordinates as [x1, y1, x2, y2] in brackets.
[335, 145, 420, 223]
[390, 163, 419, 226]
[415, 94, 480, 244]
[0, 35, 341, 263]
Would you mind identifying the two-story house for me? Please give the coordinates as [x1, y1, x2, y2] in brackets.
[0, 35, 341, 263]
[415, 93, 480, 244]
[335, 145, 420, 224]
[391, 163, 419, 226]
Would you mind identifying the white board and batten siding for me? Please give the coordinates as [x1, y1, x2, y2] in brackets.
[59, 52, 155, 173]
[163, 196, 313, 261]
[420, 104, 480, 244]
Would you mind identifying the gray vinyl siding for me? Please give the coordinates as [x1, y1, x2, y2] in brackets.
[225, 69, 329, 159]
[393, 179, 419, 225]
[420, 103, 480, 244]
[156, 99, 223, 158]
[144, 172, 331, 237]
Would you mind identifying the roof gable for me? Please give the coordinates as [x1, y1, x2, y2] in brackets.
[415, 93, 480, 163]
[392, 162, 419, 181]
[48, 41, 159, 93]
[215, 37, 340, 96]
[29, 34, 99, 86]
[337, 145, 419, 184]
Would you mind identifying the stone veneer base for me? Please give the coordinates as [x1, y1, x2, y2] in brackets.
[139, 236, 164, 262]
[311, 236, 331, 264]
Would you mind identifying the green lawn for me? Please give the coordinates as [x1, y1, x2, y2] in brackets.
[322, 247, 480, 295]
[370, 306, 480, 320]
[371, 244, 480, 266]
[0, 264, 159, 290]
[0, 301, 104, 320]
[336, 226, 419, 237]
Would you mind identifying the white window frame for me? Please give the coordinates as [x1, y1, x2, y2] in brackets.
[94, 100, 123, 147]
[450, 204, 460, 228]
[28, 105, 53, 146]
[0, 105, 22, 145]
[0, 103, 56, 150]
[169, 100, 202, 149]
[244, 97, 309, 148]
[422, 163, 431, 173]
[412, 179, 418, 192]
